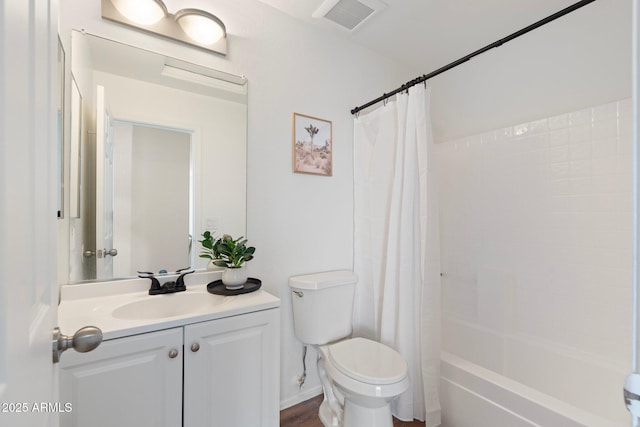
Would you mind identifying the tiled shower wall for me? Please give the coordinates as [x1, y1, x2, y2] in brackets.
[436, 98, 633, 423]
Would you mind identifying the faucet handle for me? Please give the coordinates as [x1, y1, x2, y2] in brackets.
[176, 268, 195, 290]
[139, 271, 162, 294]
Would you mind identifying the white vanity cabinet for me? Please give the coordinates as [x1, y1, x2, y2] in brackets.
[183, 308, 280, 427]
[59, 308, 280, 427]
[59, 328, 183, 427]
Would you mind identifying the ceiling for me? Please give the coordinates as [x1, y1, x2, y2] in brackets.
[254, 0, 580, 74]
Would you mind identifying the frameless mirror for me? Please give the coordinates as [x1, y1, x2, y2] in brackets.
[64, 30, 247, 284]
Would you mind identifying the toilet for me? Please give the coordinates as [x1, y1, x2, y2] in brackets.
[289, 271, 409, 427]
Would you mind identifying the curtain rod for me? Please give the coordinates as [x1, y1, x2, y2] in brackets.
[350, 0, 598, 115]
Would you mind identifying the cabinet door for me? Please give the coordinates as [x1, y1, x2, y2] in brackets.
[184, 309, 280, 427]
[59, 328, 183, 427]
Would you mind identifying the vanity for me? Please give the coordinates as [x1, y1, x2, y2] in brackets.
[57, 271, 280, 427]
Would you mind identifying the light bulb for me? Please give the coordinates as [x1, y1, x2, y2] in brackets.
[175, 9, 225, 45]
[111, 0, 166, 26]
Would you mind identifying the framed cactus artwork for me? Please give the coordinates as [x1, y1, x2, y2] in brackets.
[292, 112, 332, 176]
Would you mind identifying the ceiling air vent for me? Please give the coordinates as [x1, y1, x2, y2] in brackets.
[313, 0, 387, 31]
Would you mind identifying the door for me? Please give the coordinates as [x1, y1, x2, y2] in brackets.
[183, 309, 280, 427]
[628, 2, 640, 426]
[95, 85, 116, 279]
[0, 0, 59, 425]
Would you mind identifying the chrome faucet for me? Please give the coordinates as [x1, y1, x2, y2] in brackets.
[139, 267, 195, 295]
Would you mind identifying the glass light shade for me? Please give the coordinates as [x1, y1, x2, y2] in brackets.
[111, 0, 167, 25]
[175, 9, 226, 45]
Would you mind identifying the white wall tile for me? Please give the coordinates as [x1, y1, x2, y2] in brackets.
[592, 138, 617, 158]
[592, 102, 619, 122]
[548, 113, 569, 130]
[569, 141, 592, 160]
[437, 98, 632, 423]
[592, 119, 617, 141]
[570, 109, 593, 127]
[570, 125, 592, 144]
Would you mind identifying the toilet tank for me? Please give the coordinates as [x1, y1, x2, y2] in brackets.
[289, 271, 357, 345]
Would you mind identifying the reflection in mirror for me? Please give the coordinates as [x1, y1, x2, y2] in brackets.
[65, 30, 247, 284]
[57, 37, 65, 219]
[110, 122, 191, 277]
[69, 75, 81, 218]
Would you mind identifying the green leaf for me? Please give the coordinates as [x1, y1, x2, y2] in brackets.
[206, 233, 255, 267]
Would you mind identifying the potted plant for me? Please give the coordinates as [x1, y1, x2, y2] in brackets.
[199, 231, 255, 289]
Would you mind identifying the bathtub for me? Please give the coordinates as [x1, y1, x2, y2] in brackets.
[440, 352, 628, 427]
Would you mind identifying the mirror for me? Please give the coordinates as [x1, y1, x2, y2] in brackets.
[64, 30, 247, 284]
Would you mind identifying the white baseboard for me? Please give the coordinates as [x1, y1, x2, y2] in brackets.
[280, 385, 323, 410]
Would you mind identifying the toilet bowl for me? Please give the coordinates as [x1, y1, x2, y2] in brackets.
[288, 271, 410, 427]
[317, 338, 409, 427]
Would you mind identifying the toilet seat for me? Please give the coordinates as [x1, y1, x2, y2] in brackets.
[328, 337, 407, 385]
[319, 338, 409, 400]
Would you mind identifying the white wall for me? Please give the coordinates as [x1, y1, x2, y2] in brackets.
[429, 0, 631, 142]
[59, 0, 417, 407]
[437, 98, 632, 424]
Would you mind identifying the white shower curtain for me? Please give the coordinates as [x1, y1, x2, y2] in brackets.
[353, 84, 441, 426]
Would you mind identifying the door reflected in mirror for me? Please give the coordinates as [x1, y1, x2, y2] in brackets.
[110, 122, 191, 277]
[65, 30, 247, 284]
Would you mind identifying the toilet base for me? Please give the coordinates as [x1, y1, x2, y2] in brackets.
[319, 400, 340, 427]
[343, 397, 393, 427]
[318, 396, 394, 427]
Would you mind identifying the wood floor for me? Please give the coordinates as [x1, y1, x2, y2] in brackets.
[280, 394, 426, 427]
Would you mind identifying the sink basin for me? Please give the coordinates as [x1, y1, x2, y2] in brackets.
[112, 292, 215, 320]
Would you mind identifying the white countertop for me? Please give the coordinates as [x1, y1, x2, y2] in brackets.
[58, 270, 280, 340]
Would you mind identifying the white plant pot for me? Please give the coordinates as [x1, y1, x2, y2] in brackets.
[221, 267, 247, 290]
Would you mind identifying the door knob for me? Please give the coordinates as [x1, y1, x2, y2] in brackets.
[104, 248, 118, 257]
[191, 343, 200, 352]
[52, 326, 103, 363]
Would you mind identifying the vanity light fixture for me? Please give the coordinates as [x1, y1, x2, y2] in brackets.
[102, 0, 227, 56]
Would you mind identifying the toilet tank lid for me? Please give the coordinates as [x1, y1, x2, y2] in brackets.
[288, 270, 357, 290]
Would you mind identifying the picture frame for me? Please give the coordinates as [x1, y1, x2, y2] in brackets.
[292, 113, 332, 176]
